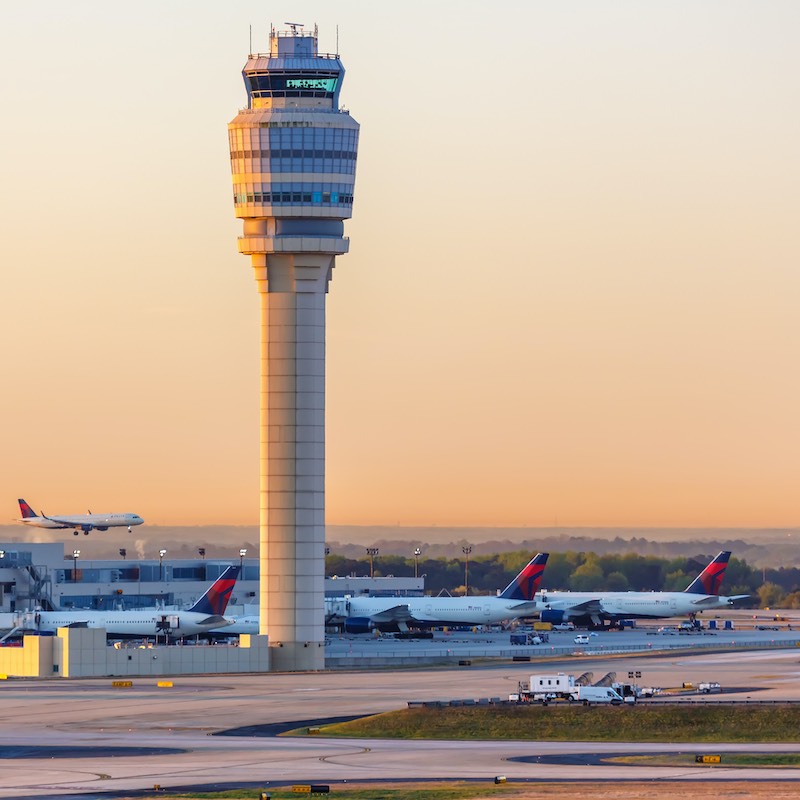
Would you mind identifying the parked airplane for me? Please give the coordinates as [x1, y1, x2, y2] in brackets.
[17, 498, 144, 535]
[3, 566, 240, 639]
[537, 551, 749, 628]
[329, 552, 549, 633]
[224, 615, 259, 636]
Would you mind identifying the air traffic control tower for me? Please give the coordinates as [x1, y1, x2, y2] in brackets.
[227, 24, 359, 671]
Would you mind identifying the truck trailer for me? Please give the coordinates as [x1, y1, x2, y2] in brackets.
[511, 673, 632, 705]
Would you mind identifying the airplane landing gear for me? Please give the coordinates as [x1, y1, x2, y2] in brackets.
[73, 531, 79, 536]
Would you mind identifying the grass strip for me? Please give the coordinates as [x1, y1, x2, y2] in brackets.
[302, 705, 800, 743]
[176, 784, 520, 800]
[608, 753, 800, 767]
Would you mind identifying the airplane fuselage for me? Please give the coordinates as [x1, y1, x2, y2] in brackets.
[333, 595, 538, 631]
[11, 610, 232, 637]
[20, 513, 144, 532]
[225, 615, 260, 635]
[538, 590, 738, 622]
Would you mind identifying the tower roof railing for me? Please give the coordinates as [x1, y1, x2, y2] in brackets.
[234, 107, 352, 117]
[247, 51, 340, 61]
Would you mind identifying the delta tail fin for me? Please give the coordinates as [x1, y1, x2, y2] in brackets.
[499, 552, 549, 601]
[684, 551, 732, 595]
[17, 499, 38, 519]
[187, 565, 240, 615]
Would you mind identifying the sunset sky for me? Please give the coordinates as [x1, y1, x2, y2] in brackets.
[1, 2, 799, 528]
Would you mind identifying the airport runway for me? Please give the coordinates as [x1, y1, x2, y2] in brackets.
[3, 639, 800, 797]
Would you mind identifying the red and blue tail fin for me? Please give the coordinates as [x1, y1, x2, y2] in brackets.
[684, 551, 731, 595]
[188, 565, 240, 615]
[18, 499, 37, 519]
[499, 553, 549, 601]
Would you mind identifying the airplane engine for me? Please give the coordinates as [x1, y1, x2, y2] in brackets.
[343, 617, 375, 634]
[539, 609, 567, 624]
[80, 524, 93, 534]
[96, 526, 108, 531]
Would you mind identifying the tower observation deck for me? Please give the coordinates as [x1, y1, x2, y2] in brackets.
[228, 24, 359, 671]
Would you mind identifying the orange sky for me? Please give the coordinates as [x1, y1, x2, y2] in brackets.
[1, 2, 799, 528]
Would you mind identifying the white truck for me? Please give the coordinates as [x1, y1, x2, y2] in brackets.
[698, 681, 721, 694]
[511, 673, 632, 705]
[569, 686, 627, 705]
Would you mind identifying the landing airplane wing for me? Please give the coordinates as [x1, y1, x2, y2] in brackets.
[39, 513, 74, 529]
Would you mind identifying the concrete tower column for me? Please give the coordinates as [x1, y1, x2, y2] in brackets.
[252, 253, 332, 670]
[228, 24, 359, 670]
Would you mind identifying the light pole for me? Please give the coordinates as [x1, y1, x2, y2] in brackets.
[462, 545, 472, 596]
[72, 549, 80, 583]
[159, 549, 167, 581]
[239, 548, 247, 571]
[414, 547, 421, 579]
[366, 547, 379, 579]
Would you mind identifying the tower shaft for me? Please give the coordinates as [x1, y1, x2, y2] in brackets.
[228, 25, 358, 671]
[256, 255, 330, 670]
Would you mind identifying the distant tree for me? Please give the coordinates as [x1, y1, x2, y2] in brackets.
[757, 582, 785, 608]
[770, 567, 800, 593]
[571, 558, 604, 591]
[371, 554, 411, 578]
[604, 571, 630, 591]
[723, 556, 758, 593]
[538, 552, 574, 590]
[619, 554, 665, 591]
[662, 570, 691, 592]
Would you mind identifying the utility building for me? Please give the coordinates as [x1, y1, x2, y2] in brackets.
[227, 25, 359, 670]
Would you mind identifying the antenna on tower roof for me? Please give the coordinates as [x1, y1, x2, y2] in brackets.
[285, 21, 303, 36]
[336, 24, 339, 56]
[249, 24, 252, 56]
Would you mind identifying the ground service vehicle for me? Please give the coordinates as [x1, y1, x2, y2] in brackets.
[698, 681, 721, 694]
[512, 672, 576, 703]
[611, 682, 640, 701]
[511, 673, 631, 705]
[570, 686, 626, 705]
[510, 632, 548, 645]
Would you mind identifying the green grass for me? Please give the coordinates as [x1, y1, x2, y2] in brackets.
[608, 753, 800, 767]
[301, 705, 800, 743]
[176, 784, 519, 800]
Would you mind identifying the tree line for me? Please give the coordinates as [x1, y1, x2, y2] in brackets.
[325, 550, 800, 608]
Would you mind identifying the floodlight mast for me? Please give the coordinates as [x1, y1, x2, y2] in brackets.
[227, 25, 359, 671]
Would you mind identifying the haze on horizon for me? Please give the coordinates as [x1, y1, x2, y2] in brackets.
[1, 2, 799, 529]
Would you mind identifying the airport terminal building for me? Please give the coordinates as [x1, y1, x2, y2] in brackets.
[0, 542, 423, 615]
